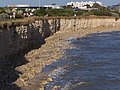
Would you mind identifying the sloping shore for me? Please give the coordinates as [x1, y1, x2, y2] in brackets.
[16, 25, 120, 90]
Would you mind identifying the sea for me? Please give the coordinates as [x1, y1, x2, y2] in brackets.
[42, 31, 120, 90]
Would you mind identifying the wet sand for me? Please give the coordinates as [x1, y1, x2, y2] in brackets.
[15, 25, 120, 90]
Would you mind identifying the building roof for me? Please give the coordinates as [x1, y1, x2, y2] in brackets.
[7, 4, 31, 8]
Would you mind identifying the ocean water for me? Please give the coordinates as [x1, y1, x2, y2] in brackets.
[43, 31, 120, 90]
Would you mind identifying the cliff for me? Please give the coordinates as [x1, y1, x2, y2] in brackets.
[0, 16, 120, 89]
[0, 17, 61, 60]
[1, 16, 119, 61]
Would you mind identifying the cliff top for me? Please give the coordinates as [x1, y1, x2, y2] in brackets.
[0, 16, 117, 27]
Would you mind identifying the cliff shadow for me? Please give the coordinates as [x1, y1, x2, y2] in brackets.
[42, 18, 61, 38]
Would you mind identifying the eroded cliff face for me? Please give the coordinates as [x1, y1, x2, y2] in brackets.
[60, 17, 119, 31]
[0, 18, 60, 60]
[0, 16, 120, 89]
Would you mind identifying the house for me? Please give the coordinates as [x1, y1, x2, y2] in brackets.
[44, 5, 62, 9]
[67, 1, 102, 10]
[7, 4, 37, 18]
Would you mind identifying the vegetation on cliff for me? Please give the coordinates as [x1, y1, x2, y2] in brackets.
[0, 2, 120, 20]
[33, 3, 119, 17]
[34, 8, 113, 17]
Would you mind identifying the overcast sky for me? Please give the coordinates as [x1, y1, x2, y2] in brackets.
[0, 0, 119, 7]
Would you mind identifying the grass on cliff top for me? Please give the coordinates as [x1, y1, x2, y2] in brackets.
[0, 17, 36, 25]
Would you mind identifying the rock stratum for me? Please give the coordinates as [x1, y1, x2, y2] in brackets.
[0, 16, 120, 90]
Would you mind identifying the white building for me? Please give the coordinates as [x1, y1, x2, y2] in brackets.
[44, 5, 62, 9]
[67, 1, 102, 9]
[7, 4, 31, 8]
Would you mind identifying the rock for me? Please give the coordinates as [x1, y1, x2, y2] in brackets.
[52, 85, 61, 90]
[77, 37, 80, 40]
[41, 80, 48, 85]
[47, 77, 53, 82]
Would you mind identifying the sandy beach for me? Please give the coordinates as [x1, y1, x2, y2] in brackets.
[14, 24, 120, 90]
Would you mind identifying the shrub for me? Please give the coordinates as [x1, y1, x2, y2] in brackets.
[15, 14, 24, 19]
[34, 9, 47, 16]
[0, 8, 6, 14]
[92, 10, 112, 16]
[47, 9, 74, 16]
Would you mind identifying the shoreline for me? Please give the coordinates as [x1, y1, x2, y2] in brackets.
[15, 25, 120, 90]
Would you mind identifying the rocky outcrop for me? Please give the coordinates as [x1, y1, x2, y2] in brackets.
[0, 18, 61, 60]
[0, 16, 120, 89]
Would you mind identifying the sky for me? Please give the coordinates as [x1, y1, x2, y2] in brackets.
[0, 0, 119, 7]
